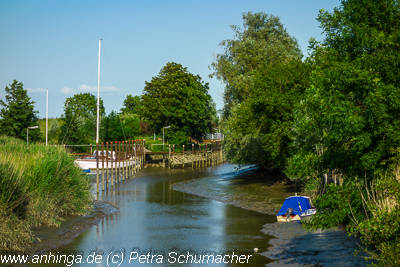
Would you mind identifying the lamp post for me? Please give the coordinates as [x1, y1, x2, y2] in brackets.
[27, 126, 39, 145]
[162, 126, 171, 150]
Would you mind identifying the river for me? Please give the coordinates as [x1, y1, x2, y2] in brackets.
[31, 164, 367, 266]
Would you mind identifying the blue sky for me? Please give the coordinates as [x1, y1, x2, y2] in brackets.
[0, 0, 340, 118]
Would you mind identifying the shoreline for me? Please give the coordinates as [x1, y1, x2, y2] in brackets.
[172, 165, 367, 266]
[27, 200, 118, 255]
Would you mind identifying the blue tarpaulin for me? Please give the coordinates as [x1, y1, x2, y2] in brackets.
[276, 196, 313, 216]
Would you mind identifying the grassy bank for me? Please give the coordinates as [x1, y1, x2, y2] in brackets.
[0, 136, 92, 251]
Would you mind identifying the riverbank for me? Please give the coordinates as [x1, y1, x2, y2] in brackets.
[0, 136, 92, 252]
[29, 200, 118, 254]
[172, 164, 367, 266]
[173, 166, 297, 215]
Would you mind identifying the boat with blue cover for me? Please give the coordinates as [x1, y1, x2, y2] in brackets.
[276, 196, 316, 222]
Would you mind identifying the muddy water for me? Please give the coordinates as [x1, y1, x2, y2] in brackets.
[32, 164, 367, 266]
[34, 164, 273, 266]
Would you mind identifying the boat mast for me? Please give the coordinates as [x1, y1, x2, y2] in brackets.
[96, 39, 102, 144]
[46, 89, 48, 145]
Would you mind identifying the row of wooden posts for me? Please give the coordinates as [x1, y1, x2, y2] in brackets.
[166, 142, 225, 168]
[93, 140, 225, 194]
[95, 139, 145, 194]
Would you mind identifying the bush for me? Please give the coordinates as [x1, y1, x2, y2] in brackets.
[0, 136, 92, 251]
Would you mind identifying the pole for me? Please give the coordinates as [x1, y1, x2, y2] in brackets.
[96, 39, 102, 144]
[46, 89, 48, 145]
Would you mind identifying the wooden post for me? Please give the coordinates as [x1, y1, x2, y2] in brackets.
[106, 142, 109, 189]
[173, 144, 175, 169]
[126, 141, 129, 179]
[116, 141, 121, 184]
[182, 144, 185, 168]
[168, 144, 171, 169]
[133, 140, 136, 174]
[192, 143, 194, 169]
[129, 140, 132, 177]
[90, 144, 93, 155]
[123, 141, 127, 181]
[111, 141, 114, 187]
[96, 142, 99, 195]
[143, 139, 146, 168]
[101, 142, 105, 191]
[134, 140, 138, 173]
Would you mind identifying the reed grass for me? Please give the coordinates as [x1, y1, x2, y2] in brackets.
[0, 136, 92, 251]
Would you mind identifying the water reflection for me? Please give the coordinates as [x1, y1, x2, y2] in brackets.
[45, 165, 272, 266]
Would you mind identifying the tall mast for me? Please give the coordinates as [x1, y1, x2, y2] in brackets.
[46, 89, 48, 145]
[96, 39, 102, 144]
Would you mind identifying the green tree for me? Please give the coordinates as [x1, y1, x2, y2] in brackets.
[120, 94, 143, 117]
[103, 111, 140, 141]
[213, 12, 308, 168]
[286, 1, 400, 263]
[211, 12, 302, 117]
[59, 93, 105, 145]
[0, 80, 40, 141]
[142, 62, 215, 141]
[287, 0, 400, 180]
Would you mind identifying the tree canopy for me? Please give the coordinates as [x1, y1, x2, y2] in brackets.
[59, 93, 105, 145]
[0, 80, 40, 141]
[142, 62, 215, 140]
[103, 111, 140, 141]
[211, 12, 302, 117]
[120, 94, 144, 117]
[213, 12, 308, 169]
[287, 0, 400, 180]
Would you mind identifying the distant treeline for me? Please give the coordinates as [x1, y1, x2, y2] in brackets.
[0, 63, 218, 147]
[212, 1, 400, 265]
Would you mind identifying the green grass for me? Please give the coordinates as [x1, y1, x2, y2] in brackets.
[0, 136, 92, 251]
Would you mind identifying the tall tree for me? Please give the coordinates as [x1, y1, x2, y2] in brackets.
[59, 93, 105, 145]
[212, 12, 308, 169]
[287, 0, 400, 180]
[211, 12, 302, 117]
[103, 111, 140, 141]
[120, 94, 143, 117]
[0, 80, 40, 141]
[142, 62, 215, 140]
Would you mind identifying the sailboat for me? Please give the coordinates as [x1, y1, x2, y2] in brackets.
[74, 39, 136, 173]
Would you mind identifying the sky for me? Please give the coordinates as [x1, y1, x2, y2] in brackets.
[0, 0, 341, 118]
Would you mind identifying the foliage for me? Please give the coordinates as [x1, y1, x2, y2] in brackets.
[304, 182, 364, 230]
[213, 12, 309, 168]
[103, 111, 140, 141]
[211, 12, 302, 117]
[0, 80, 40, 142]
[120, 94, 144, 117]
[0, 136, 91, 251]
[285, 1, 400, 265]
[288, 0, 400, 180]
[38, 118, 64, 144]
[58, 93, 105, 145]
[142, 62, 215, 141]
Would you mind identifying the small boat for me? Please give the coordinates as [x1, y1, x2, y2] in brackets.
[74, 150, 136, 174]
[276, 196, 316, 222]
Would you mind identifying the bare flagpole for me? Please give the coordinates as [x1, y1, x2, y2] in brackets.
[96, 39, 102, 144]
[46, 89, 48, 145]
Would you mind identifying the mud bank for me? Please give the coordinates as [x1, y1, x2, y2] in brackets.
[173, 166, 296, 215]
[29, 200, 118, 254]
[172, 165, 368, 266]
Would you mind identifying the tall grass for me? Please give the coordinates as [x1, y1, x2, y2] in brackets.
[0, 136, 92, 251]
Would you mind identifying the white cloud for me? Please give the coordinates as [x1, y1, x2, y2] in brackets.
[60, 84, 124, 95]
[61, 87, 74, 94]
[78, 84, 124, 93]
[26, 87, 46, 93]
